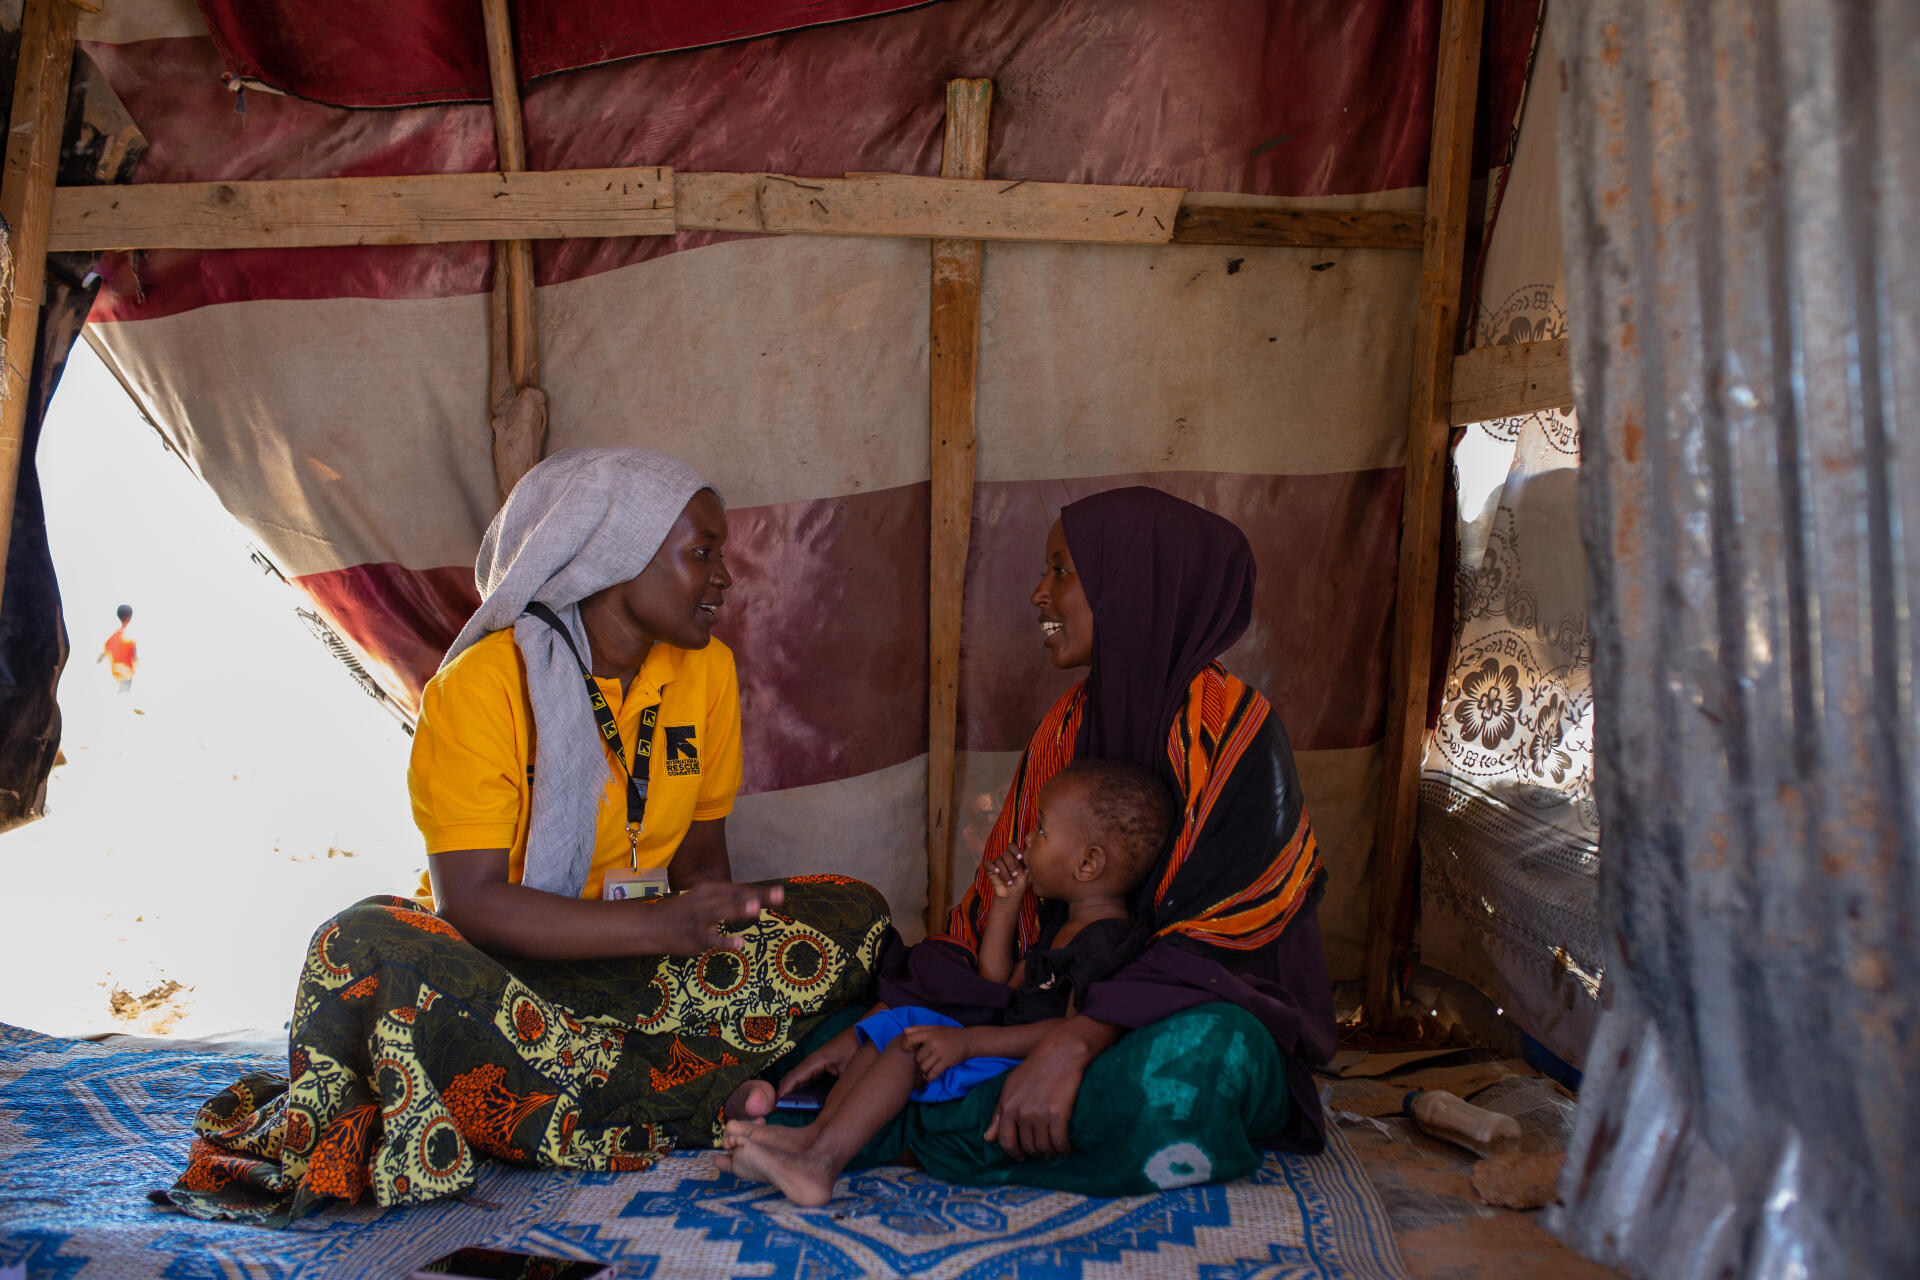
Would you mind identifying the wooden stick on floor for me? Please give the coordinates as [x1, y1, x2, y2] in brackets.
[0, 0, 79, 625]
[1364, 0, 1486, 1025]
[926, 78, 992, 935]
[480, 0, 547, 503]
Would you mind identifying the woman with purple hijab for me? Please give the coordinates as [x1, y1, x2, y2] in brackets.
[776, 487, 1337, 1195]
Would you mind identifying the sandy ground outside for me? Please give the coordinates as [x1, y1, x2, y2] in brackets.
[0, 672, 421, 1041]
[0, 341, 426, 1041]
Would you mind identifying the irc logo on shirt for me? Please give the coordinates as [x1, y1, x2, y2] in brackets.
[664, 725, 700, 776]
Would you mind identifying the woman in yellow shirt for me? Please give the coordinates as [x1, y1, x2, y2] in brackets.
[163, 448, 892, 1226]
[410, 461, 756, 949]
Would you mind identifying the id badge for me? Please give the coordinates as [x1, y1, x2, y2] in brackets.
[602, 869, 671, 901]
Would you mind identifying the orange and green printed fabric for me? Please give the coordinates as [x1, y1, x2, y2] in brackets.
[162, 877, 890, 1226]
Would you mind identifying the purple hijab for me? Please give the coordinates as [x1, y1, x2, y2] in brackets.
[1061, 487, 1257, 772]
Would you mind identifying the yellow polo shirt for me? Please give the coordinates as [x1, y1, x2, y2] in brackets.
[408, 628, 742, 905]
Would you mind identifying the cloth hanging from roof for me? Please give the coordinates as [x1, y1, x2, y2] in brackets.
[1416, 17, 1599, 1066]
[70, 0, 1542, 958]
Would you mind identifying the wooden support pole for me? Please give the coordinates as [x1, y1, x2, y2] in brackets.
[925, 78, 991, 935]
[1364, 0, 1485, 1025]
[480, 0, 546, 502]
[0, 0, 78, 625]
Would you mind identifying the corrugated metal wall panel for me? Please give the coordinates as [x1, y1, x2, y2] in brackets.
[1550, 0, 1918, 1276]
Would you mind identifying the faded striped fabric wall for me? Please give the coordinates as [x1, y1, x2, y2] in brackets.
[73, 0, 1537, 963]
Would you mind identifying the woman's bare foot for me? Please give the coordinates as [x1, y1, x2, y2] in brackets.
[728, 1135, 841, 1206]
[723, 1080, 775, 1124]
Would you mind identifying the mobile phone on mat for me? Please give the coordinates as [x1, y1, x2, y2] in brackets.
[408, 1245, 614, 1280]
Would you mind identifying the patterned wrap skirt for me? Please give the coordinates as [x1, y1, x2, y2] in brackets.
[163, 876, 891, 1226]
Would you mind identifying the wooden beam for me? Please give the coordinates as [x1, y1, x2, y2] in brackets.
[1172, 200, 1422, 250]
[677, 170, 1174, 238]
[1365, 0, 1486, 1026]
[49, 170, 1423, 253]
[758, 172, 1178, 244]
[926, 78, 992, 935]
[47, 167, 675, 251]
[676, 176, 1422, 252]
[0, 0, 79, 625]
[480, 0, 546, 502]
[1449, 338, 1572, 425]
[670, 171, 764, 231]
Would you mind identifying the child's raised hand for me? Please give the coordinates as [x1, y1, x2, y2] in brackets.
[901, 1024, 972, 1082]
[985, 850, 1030, 902]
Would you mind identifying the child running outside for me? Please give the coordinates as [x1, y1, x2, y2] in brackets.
[718, 757, 1176, 1204]
[97, 604, 138, 693]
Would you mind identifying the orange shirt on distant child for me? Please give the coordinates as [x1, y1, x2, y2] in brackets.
[102, 626, 137, 682]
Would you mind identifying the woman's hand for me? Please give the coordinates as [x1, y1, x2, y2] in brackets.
[648, 881, 783, 956]
[983, 1016, 1122, 1159]
[985, 850, 1029, 902]
[430, 851, 784, 961]
[901, 1025, 972, 1082]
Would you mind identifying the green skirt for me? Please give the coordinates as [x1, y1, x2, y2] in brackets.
[774, 1000, 1294, 1197]
[165, 876, 890, 1225]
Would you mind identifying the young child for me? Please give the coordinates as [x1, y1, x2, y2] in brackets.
[718, 757, 1176, 1205]
[97, 604, 137, 693]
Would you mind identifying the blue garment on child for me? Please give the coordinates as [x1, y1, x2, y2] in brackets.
[856, 1006, 1019, 1104]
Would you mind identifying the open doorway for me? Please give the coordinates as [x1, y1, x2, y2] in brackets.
[0, 340, 422, 1040]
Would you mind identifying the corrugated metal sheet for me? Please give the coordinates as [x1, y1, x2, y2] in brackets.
[1550, 0, 1918, 1276]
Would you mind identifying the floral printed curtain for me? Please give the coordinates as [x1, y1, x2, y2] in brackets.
[1416, 17, 1602, 1066]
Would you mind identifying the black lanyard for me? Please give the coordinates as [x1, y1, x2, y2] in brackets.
[526, 604, 660, 865]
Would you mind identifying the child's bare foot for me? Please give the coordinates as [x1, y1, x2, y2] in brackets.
[723, 1117, 815, 1155]
[728, 1135, 840, 1206]
[723, 1080, 775, 1124]
[722, 1118, 765, 1150]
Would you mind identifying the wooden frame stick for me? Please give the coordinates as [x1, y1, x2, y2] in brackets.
[1364, 0, 1486, 1025]
[1171, 200, 1421, 249]
[925, 78, 991, 935]
[0, 0, 79, 625]
[1449, 337, 1572, 425]
[757, 172, 1179, 243]
[480, 0, 547, 502]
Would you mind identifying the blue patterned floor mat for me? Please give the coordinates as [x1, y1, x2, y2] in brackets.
[0, 1022, 1409, 1279]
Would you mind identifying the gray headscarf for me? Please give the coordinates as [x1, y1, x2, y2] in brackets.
[444, 446, 718, 898]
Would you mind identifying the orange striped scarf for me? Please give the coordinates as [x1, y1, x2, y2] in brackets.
[939, 664, 1322, 958]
